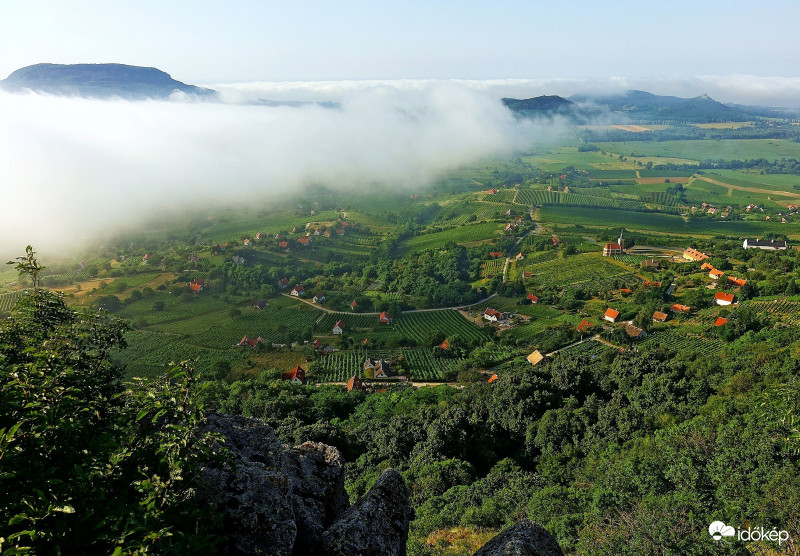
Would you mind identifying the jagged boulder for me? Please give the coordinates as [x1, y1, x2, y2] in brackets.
[473, 520, 563, 556]
[198, 413, 348, 555]
[321, 468, 412, 556]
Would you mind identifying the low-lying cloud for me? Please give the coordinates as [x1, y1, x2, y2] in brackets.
[0, 83, 545, 259]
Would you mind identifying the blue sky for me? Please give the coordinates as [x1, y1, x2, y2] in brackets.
[2, 0, 799, 83]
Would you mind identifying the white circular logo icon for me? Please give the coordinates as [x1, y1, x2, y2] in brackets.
[709, 521, 735, 541]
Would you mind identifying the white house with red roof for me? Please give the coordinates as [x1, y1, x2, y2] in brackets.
[281, 365, 306, 384]
[714, 292, 735, 306]
[333, 320, 345, 335]
[291, 284, 305, 297]
[483, 308, 505, 322]
[603, 308, 620, 323]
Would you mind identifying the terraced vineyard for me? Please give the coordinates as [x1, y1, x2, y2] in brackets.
[515, 189, 645, 210]
[556, 339, 618, 358]
[518, 253, 634, 290]
[309, 347, 464, 382]
[640, 331, 725, 355]
[748, 299, 800, 324]
[393, 310, 486, 345]
[316, 313, 381, 333]
[611, 254, 648, 265]
[0, 291, 24, 313]
[480, 258, 505, 278]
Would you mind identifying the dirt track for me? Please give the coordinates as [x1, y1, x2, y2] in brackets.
[694, 176, 800, 199]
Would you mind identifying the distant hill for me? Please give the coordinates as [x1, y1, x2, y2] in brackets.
[0, 63, 215, 99]
[501, 95, 602, 123]
[567, 89, 752, 122]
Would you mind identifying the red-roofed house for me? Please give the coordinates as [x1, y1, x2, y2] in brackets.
[313, 339, 323, 349]
[142, 254, 151, 263]
[278, 278, 289, 289]
[714, 292, 735, 306]
[577, 319, 593, 333]
[714, 317, 728, 327]
[728, 276, 747, 287]
[603, 308, 620, 323]
[603, 243, 622, 257]
[489, 252, 503, 258]
[483, 308, 504, 322]
[522, 271, 533, 279]
[346, 375, 364, 392]
[487, 374, 498, 384]
[526, 293, 539, 304]
[684, 247, 710, 261]
[652, 311, 668, 322]
[297, 236, 310, 246]
[350, 300, 358, 310]
[379, 311, 392, 324]
[282, 365, 306, 384]
[709, 269, 725, 279]
[671, 304, 691, 312]
[333, 320, 345, 335]
[439, 339, 450, 350]
[515, 253, 524, 261]
[701, 262, 715, 271]
[188, 282, 203, 293]
[279, 241, 289, 249]
[237, 336, 263, 348]
[291, 285, 305, 297]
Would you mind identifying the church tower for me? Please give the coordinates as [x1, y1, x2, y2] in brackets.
[618, 229, 624, 251]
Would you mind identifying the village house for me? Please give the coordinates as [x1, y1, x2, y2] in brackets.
[364, 358, 392, 378]
[671, 303, 691, 313]
[728, 276, 747, 287]
[278, 278, 289, 289]
[439, 339, 450, 350]
[346, 375, 365, 392]
[652, 311, 669, 323]
[526, 293, 539, 304]
[253, 299, 269, 310]
[188, 253, 200, 263]
[281, 365, 306, 384]
[743, 238, 788, 250]
[379, 311, 392, 324]
[624, 323, 647, 339]
[515, 253, 524, 261]
[709, 268, 725, 280]
[333, 320, 345, 335]
[483, 308, 505, 323]
[489, 251, 503, 258]
[279, 241, 289, 249]
[602, 242, 622, 257]
[188, 282, 203, 294]
[714, 292, 735, 306]
[522, 271, 533, 279]
[577, 319, 594, 333]
[527, 350, 547, 366]
[487, 374, 498, 384]
[243, 238, 250, 246]
[714, 317, 728, 327]
[297, 236, 311, 246]
[231, 255, 245, 265]
[290, 284, 305, 297]
[313, 339, 323, 349]
[683, 247, 710, 261]
[142, 254, 150, 263]
[312, 293, 326, 304]
[603, 308, 620, 323]
[237, 336, 263, 348]
[641, 258, 660, 269]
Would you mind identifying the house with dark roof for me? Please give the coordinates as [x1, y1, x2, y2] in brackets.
[624, 324, 647, 339]
[278, 278, 289, 289]
[312, 293, 325, 304]
[253, 299, 269, 310]
[743, 238, 788, 250]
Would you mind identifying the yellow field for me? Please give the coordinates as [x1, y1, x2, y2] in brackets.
[691, 122, 753, 129]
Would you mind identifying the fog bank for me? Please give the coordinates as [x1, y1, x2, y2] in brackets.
[0, 83, 543, 259]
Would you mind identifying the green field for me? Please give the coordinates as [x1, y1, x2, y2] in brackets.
[401, 222, 503, 252]
[596, 139, 800, 162]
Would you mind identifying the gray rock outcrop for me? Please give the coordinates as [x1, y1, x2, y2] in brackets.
[473, 520, 563, 556]
[321, 468, 411, 556]
[198, 413, 410, 556]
